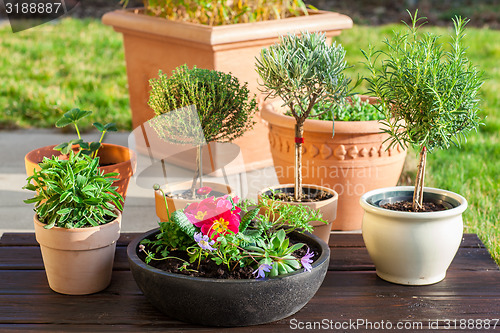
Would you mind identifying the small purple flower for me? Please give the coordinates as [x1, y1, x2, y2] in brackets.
[194, 232, 216, 251]
[138, 244, 145, 252]
[301, 248, 315, 272]
[196, 186, 212, 196]
[252, 263, 273, 279]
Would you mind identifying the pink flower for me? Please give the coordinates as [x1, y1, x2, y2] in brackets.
[196, 186, 212, 196]
[184, 196, 241, 238]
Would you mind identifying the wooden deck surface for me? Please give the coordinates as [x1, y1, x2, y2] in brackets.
[0, 233, 499, 332]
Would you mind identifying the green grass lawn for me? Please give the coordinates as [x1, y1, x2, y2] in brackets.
[0, 18, 498, 264]
[0, 19, 130, 130]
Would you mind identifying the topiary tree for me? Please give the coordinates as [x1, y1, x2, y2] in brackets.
[363, 11, 484, 211]
[148, 65, 257, 196]
[256, 31, 351, 201]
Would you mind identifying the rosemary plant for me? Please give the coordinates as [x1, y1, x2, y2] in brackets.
[256, 32, 351, 200]
[363, 11, 484, 211]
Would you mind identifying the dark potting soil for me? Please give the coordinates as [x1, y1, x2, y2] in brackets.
[381, 201, 447, 212]
[139, 237, 321, 279]
[165, 190, 226, 200]
[267, 188, 333, 203]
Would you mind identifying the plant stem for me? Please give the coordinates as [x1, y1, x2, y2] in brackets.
[74, 123, 82, 140]
[412, 146, 427, 211]
[190, 145, 202, 199]
[294, 122, 304, 201]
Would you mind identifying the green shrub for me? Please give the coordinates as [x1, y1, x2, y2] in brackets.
[23, 152, 123, 229]
[309, 95, 385, 121]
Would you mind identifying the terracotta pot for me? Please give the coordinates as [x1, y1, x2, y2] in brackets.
[128, 228, 329, 326]
[257, 184, 338, 244]
[261, 97, 407, 231]
[24, 143, 136, 204]
[155, 181, 235, 221]
[34, 212, 121, 295]
[360, 186, 466, 285]
[102, 9, 353, 172]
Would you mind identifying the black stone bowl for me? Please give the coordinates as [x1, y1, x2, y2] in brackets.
[127, 228, 330, 327]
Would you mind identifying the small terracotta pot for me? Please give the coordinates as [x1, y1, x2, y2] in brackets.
[257, 184, 338, 244]
[24, 143, 136, 204]
[261, 96, 407, 231]
[155, 181, 235, 221]
[34, 212, 121, 295]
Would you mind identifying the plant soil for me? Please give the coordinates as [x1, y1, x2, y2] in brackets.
[165, 190, 226, 200]
[381, 201, 447, 212]
[267, 188, 333, 203]
[139, 237, 321, 279]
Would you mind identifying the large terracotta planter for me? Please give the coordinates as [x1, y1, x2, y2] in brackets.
[155, 181, 234, 221]
[24, 143, 136, 204]
[360, 186, 466, 285]
[128, 227, 329, 326]
[102, 8, 353, 172]
[258, 184, 338, 244]
[261, 97, 407, 230]
[34, 212, 121, 295]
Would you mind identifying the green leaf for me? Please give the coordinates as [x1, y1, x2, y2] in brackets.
[55, 116, 73, 128]
[63, 108, 92, 123]
[171, 210, 197, 238]
[89, 142, 101, 153]
[53, 142, 69, 152]
[23, 197, 42, 204]
[239, 208, 259, 232]
[57, 208, 72, 215]
[104, 123, 118, 132]
[93, 122, 105, 132]
[76, 174, 87, 188]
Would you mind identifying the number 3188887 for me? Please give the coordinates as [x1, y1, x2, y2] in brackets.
[5, 2, 62, 14]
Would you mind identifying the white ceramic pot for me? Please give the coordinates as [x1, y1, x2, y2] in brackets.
[360, 186, 467, 285]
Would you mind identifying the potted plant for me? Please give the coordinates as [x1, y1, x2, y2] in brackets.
[23, 151, 124, 295]
[102, 1, 353, 171]
[147, 65, 257, 220]
[262, 93, 408, 231]
[359, 12, 484, 285]
[128, 192, 329, 326]
[256, 31, 351, 232]
[24, 108, 136, 204]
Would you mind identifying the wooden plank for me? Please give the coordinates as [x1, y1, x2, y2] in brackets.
[329, 247, 500, 272]
[1, 241, 497, 272]
[0, 232, 141, 247]
[1, 269, 498, 297]
[1, 232, 486, 249]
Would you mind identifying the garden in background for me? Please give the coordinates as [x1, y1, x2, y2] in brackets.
[0, 0, 498, 264]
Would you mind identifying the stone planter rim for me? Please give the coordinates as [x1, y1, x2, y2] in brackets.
[360, 186, 468, 219]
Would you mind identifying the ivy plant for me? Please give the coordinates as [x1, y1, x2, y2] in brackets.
[362, 11, 484, 210]
[23, 152, 123, 229]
